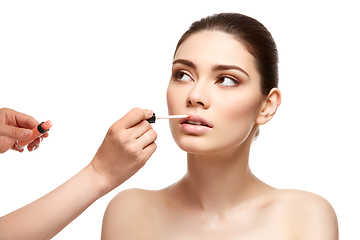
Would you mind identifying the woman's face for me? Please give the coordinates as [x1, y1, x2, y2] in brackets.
[167, 31, 265, 154]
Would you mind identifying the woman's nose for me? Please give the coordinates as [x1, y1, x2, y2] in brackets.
[186, 81, 210, 109]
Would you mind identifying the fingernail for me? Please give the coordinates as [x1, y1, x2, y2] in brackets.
[30, 144, 36, 152]
[146, 109, 153, 116]
[21, 129, 32, 138]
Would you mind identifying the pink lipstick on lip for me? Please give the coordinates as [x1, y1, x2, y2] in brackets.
[180, 115, 212, 134]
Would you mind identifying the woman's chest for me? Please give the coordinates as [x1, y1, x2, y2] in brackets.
[145, 205, 293, 240]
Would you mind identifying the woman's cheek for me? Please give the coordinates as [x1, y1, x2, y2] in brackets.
[216, 100, 258, 143]
[166, 84, 187, 111]
[166, 88, 177, 114]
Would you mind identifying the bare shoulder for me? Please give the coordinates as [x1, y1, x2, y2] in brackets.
[275, 189, 338, 240]
[101, 188, 162, 240]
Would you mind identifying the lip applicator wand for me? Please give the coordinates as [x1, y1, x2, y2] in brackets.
[146, 113, 192, 123]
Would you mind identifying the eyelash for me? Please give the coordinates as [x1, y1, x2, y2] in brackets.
[172, 70, 240, 88]
[215, 75, 240, 87]
[172, 70, 191, 82]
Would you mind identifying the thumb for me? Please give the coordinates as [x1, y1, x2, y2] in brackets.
[0, 124, 33, 140]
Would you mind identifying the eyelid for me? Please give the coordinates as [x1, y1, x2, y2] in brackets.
[172, 63, 196, 78]
[172, 70, 193, 82]
[215, 75, 240, 86]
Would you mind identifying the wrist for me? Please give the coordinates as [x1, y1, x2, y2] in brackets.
[83, 162, 114, 197]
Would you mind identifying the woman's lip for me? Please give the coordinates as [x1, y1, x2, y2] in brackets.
[180, 123, 211, 134]
[180, 115, 213, 128]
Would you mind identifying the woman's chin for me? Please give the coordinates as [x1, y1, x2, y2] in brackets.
[174, 138, 226, 155]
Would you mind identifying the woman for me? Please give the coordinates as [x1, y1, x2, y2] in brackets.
[101, 13, 338, 239]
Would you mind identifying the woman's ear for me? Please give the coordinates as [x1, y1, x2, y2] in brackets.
[256, 88, 281, 125]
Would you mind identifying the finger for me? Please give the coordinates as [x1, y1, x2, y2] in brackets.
[1, 109, 39, 129]
[137, 128, 158, 150]
[0, 109, 38, 140]
[11, 144, 24, 153]
[13, 111, 39, 129]
[129, 120, 153, 140]
[27, 134, 49, 151]
[141, 142, 157, 164]
[0, 124, 33, 141]
[119, 108, 153, 129]
[27, 141, 39, 152]
[32, 137, 42, 145]
[42, 132, 49, 139]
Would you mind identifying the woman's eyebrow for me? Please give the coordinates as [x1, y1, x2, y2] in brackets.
[212, 64, 250, 79]
[172, 59, 196, 69]
[172, 59, 250, 79]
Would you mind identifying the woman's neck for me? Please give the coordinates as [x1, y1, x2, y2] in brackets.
[179, 144, 271, 215]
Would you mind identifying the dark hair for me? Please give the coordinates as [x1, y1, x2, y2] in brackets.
[174, 13, 279, 96]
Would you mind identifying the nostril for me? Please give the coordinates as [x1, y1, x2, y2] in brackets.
[187, 99, 205, 107]
[187, 99, 192, 106]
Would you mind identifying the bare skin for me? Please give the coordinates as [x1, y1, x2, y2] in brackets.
[101, 31, 338, 239]
[102, 145, 338, 239]
[102, 187, 338, 239]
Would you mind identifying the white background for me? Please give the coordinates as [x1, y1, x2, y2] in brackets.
[1, 0, 359, 239]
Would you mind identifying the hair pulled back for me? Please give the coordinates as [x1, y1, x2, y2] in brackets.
[174, 13, 279, 96]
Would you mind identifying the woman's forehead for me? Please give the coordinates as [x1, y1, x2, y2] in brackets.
[174, 31, 259, 80]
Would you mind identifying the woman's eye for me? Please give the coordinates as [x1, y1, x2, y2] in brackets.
[216, 76, 238, 87]
[173, 71, 191, 82]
